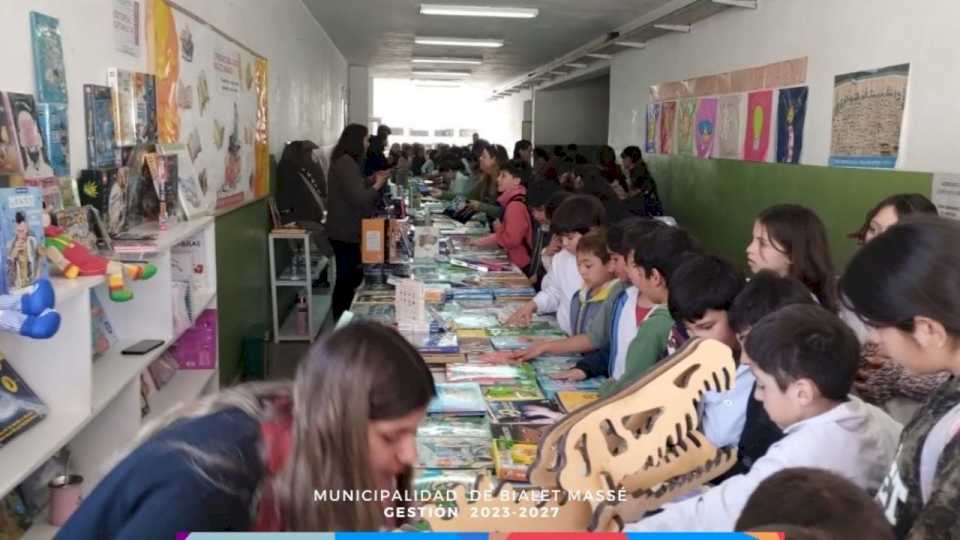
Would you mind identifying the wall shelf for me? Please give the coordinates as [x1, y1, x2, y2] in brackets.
[268, 232, 335, 343]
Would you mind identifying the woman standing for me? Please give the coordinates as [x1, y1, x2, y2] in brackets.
[464, 141, 507, 221]
[327, 124, 389, 319]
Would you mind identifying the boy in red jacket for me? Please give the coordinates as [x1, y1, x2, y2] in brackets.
[470, 159, 533, 272]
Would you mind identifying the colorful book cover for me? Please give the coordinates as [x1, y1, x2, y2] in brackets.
[427, 382, 486, 416]
[487, 324, 564, 338]
[493, 439, 537, 482]
[0, 187, 47, 294]
[53, 206, 97, 250]
[486, 399, 563, 425]
[557, 390, 600, 413]
[106, 68, 136, 146]
[489, 335, 532, 352]
[490, 423, 551, 444]
[418, 414, 491, 439]
[76, 169, 111, 229]
[413, 469, 484, 494]
[0, 93, 23, 174]
[422, 353, 466, 365]
[29, 12, 67, 103]
[531, 355, 579, 375]
[36, 103, 69, 177]
[7, 93, 54, 180]
[0, 353, 48, 448]
[90, 290, 118, 357]
[23, 177, 61, 212]
[482, 383, 545, 402]
[158, 143, 207, 219]
[537, 373, 606, 401]
[416, 437, 493, 469]
[414, 225, 439, 260]
[445, 363, 530, 384]
[351, 303, 396, 325]
[444, 312, 500, 330]
[458, 335, 493, 354]
[160, 154, 180, 224]
[492, 287, 537, 299]
[406, 332, 459, 355]
[83, 85, 116, 169]
[133, 73, 157, 144]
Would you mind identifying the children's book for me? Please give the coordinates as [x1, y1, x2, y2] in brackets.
[493, 439, 537, 482]
[54, 206, 97, 250]
[158, 143, 207, 219]
[36, 103, 69, 177]
[531, 355, 579, 375]
[487, 399, 563, 425]
[492, 287, 537, 300]
[106, 68, 136, 146]
[413, 469, 484, 494]
[90, 290, 118, 357]
[557, 390, 600, 413]
[83, 85, 116, 169]
[405, 332, 459, 355]
[487, 325, 564, 338]
[0, 354, 48, 448]
[133, 73, 157, 144]
[422, 353, 466, 365]
[29, 12, 67, 103]
[76, 169, 110, 229]
[482, 383, 545, 402]
[414, 225, 440, 260]
[0, 94, 23, 175]
[418, 414, 491, 439]
[427, 382, 486, 416]
[351, 303, 396, 326]
[489, 335, 532, 352]
[0, 187, 47, 295]
[537, 374, 606, 401]
[7, 93, 54, 181]
[458, 335, 493, 354]
[446, 363, 529, 384]
[416, 438, 493, 469]
[24, 177, 62, 212]
[490, 423, 551, 444]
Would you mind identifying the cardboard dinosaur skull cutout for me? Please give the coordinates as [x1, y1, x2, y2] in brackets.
[423, 338, 738, 532]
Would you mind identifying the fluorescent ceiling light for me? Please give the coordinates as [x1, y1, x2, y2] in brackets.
[565, 62, 587, 69]
[412, 57, 483, 65]
[414, 81, 462, 88]
[617, 41, 647, 49]
[411, 70, 471, 78]
[415, 36, 503, 48]
[420, 4, 538, 18]
[586, 53, 613, 60]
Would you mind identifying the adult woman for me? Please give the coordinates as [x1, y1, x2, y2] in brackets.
[596, 145, 626, 193]
[58, 322, 436, 536]
[620, 145, 663, 217]
[513, 139, 533, 165]
[463, 141, 506, 221]
[327, 124, 390, 319]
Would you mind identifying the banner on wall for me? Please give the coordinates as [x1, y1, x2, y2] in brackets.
[644, 103, 660, 154]
[675, 99, 697, 156]
[776, 86, 808, 164]
[149, 0, 268, 212]
[694, 98, 718, 159]
[829, 63, 910, 169]
[743, 90, 773, 162]
[717, 94, 744, 159]
[659, 101, 677, 155]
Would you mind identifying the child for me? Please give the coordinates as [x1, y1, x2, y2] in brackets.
[469, 159, 533, 272]
[746, 204, 837, 312]
[601, 226, 697, 395]
[667, 254, 744, 351]
[840, 216, 960, 538]
[505, 195, 606, 334]
[539, 190, 572, 274]
[627, 304, 901, 531]
[735, 468, 895, 540]
[569, 231, 620, 335]
[525, 180, 563, 289]
[620, 145, 664, 218]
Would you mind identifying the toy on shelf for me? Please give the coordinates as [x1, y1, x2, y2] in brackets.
[0, 278, 59, 339]
[42, 213, 156, 302]
[421, 339, 738, 532]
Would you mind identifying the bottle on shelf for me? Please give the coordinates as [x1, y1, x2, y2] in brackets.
[295, 293, 308, 335]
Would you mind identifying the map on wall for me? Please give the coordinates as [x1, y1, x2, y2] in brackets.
[149, 0, 268, 211]
[829, 64, 909, 169]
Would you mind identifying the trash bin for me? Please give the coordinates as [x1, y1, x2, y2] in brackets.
[242, 323, 270, 380]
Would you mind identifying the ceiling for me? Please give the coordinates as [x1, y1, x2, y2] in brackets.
[301, 0, 677, 86]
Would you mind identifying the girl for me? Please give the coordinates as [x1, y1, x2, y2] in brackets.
[840, 216, 960, 539]
[513, 139, 533, 165]
[620, 146, 664, 217]
[745, 204, 837, 312]
[469, 159, 533, 272]
[58, 322, 436, 536]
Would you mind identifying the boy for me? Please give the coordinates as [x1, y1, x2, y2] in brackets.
[627, 304, 902, 531]
[601, 226, 697, 395]
[667, 254, 744, 351]
[539, 190, 573, 274]
[568, 231, 620, 335]
[505, 195, 605, 334]
[525, 180, 563, 289]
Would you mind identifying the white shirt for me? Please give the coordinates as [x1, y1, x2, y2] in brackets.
[611, 288, 641, 380]
[533, 249, 582, 335]
[626, 396, 902, 532]
[701, 364, 756, 448]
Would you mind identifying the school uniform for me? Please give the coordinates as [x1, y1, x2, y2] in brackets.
[627, 396, 902, 532]
[574, 280, 630, 378]
[533, 249, 582, 335]
[601, 304, 680, 396]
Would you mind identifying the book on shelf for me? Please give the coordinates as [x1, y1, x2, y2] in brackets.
[83, 84, 116, 169]
[0, 353, 48, 448]
[493, 438, 537, 482]
[0, 186, 48, 295]
[36, 102, 69, 178]
[90, 289, 118, 357]
[426, 382, 486, 416]
[30, 12, 68, 104]
[486, 399, 563, 425]
[5, 92, 56, 181]
[158, 143, 208, 220]
[0, 93, 23, 175]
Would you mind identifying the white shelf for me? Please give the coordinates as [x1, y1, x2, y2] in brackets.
[143, 369, 217, 423]
[277, 293, 331, 342]
[0, 408, 88, 498]
[92, 339, 173, 415]
[108, 217, 215, 255]
[51, 275, 105, 304]
[193, 288, 217, 314]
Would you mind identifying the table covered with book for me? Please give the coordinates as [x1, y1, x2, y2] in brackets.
[345, 207, 609, 493]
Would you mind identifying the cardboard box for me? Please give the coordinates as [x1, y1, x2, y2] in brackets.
[361, 218, 386, 264]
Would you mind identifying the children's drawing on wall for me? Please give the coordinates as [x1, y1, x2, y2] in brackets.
[659, 101, 677, 155]
[675, 99, 697, 156]
[743, 90, 773, 162]
[197, 71, 210, 116]
[8, 94, 53, 180]
[213, 119, 225, 150]
[645, 103, 661, 154]
[180, 24, 194, 62]
[694, 98, 718, 159]
[224, 103, 242, 193]
[776, 86, 808, 164]
[829, 64, 910, 168]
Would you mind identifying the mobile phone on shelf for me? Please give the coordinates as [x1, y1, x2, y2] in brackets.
[121, 339, 165, 355]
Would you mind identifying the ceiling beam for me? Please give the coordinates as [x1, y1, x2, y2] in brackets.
[712, 0, 757, 8]
[616, 41, 647, 49]
[654, 24, 692, 32]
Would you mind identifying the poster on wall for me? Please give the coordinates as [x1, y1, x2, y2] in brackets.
[113, 0, 141, 57]
[694, 98, 718, 159]
[717, 94, 744, 159]
[743, 90, 773, 162]
[932, 172, 960, 220]
[675, 99, 697, 156]
[829, 64, 909, 169]
[150, 0, 268, 212]
[644, 103, 660, 154]
[659, 101, 677, 155]
[776, 86, 808, 164]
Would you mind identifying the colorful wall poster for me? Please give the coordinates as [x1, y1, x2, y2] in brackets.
[694, 98, 718, 159]
[645, 103, 660, 154]
[659, 101, 677, 155]
[717, 95, 743, 159]
[150, 0, 268, 212]
[113, 0, 141, 57]
[776, 86, 808, 164]
[743, 90, 773, 162]
[675, 99, 697, 156]
[829, 63, 910, 168]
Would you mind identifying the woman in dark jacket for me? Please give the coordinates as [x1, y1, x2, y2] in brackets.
[327, 124, 389, 319]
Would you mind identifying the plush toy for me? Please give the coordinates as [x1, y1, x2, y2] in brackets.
[0, 279, 60, 339]
[42, 214, 156, 302]
[422, 338, 738, 532]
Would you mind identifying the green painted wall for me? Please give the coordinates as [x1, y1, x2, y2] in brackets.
[646, 156, 933, 270]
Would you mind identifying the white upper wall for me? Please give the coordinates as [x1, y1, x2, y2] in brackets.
[609, 0, 960, 172]
[0, 0, 347, 172]
[536, 76, 610, 147]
